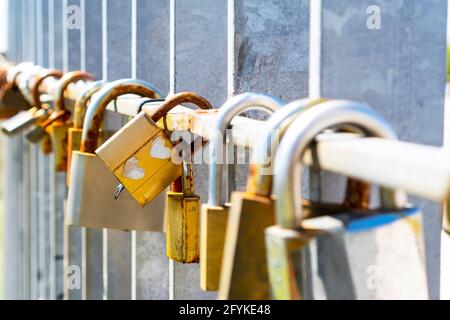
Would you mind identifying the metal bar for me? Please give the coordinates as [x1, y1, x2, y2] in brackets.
[23, 80, 450, 205]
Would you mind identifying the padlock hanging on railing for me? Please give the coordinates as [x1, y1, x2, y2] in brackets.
[0, 62, 35, 119]
[218, 97, 377, 300]
[200, 93, 282, 291]
[1, 68, 63, 137]
[66, 80, 106, 186]
[66, 78, 167, 231]
[159, 92, 213, 263]
[266, 100, 427, 300]
[28, 71, 95, 171]
[95, 91, 207, 207]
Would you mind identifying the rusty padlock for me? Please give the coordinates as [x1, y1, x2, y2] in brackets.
[66, 78, 166, 231]
[200, 93, 281, 291]
[66, 80, 106, 185]
[266, 100, 426, 300]
[218, 98, 374, 300]
[163, 92, 213, 263]
[1, 69, 63, 136]
[26, 71, 95, 171]
[0, 62, 34, 118]
[95, 91, 199, 207]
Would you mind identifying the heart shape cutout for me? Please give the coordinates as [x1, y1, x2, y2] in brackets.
[122, 156, 145, 180]
[150, 136, 172, 160]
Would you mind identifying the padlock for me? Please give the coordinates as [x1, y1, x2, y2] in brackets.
[67, 80, 106, 185]
[159, 92, 213, 263]
[66, 78, 166, 231]
[96, 92, 213, 206]
[200, 93, 282, 291]
[266, 100, 427, 300]
[26, 71, 95, 171]
[32, 69, 65, 154]
[1, 69, 63, 137]
[218, 98, 377, 299]
[0, 62, 34, 118]
[50, 71, 95, 171]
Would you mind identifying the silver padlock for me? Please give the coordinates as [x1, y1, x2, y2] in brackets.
[266, 100, 428, 300]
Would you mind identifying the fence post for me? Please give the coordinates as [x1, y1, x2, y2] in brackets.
[133, 0, 171, 300]
[102, 0, 133, 300]
[80, 0, 104, 301]
[169, 0, 227, 300]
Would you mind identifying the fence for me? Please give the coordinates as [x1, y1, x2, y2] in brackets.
[1, 0, 448, 300]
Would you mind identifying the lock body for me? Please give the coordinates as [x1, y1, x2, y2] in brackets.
[0, 85, 32, 118]
[265, 207, 427, 300]
[48, 121, 71, 172]
[96, 111, 182, 206]
[218, 192, 274, 299]
[66, 150, 166, 231]
[67, 128, 112, 185]
[200, 204, 230, 291]
[67, 128, 83, 185]
[166, 191, 200, 263]
[1, 107, 49, 135]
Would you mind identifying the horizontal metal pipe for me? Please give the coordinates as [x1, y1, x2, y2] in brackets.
[36, 76, 450, 203]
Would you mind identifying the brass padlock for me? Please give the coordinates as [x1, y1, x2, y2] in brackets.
[25, 71, 95, 170]
[96, 91, 211, 206]
[66, 78, 166, 231]
[0, 62, 34, 118]
[50, 71, 95, 171]
[200, 93, 281, 291]
[166, 163, 200, 263]
[162, 92, 213, 263]
[218, 98, 373, 300]
[67, 80, 106, 185]
[265, 100, 426, 300]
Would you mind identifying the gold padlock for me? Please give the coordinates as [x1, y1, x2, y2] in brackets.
[31, 69, 64, 153]
[96, 92, 212, 206]
[166, 163, 200, 263]
[162, 92, 213, 263]
[67, 80, 106, 185]
[49, 71, 95, 171]
[218, 98, 372, 299]
[200, 93, 281, 291]
[66, 78, 166, 231]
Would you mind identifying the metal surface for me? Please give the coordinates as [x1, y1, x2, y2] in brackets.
[274, 100, 405, 229]
[208, 93, 282, 206]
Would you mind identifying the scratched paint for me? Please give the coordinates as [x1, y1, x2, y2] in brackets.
[122, 156, 145, 180]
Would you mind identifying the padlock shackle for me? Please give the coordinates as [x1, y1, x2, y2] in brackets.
[247, 98, 324, 196]
[31, 69, 64, 109]
[54, 71, 95, 112]
[80, 78, 161, 154]
[273, 100, 407, 229]
[208, 93, 283, 206]
[151, 91, 213, 122]
[17, 65, 43, 106]
[73, 80, 106, 129]
[153, 92, 213, 195]
[0, 62, 34, 101]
